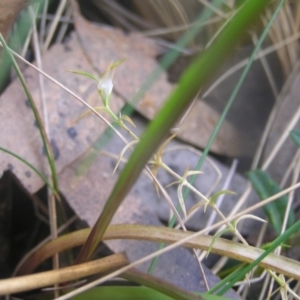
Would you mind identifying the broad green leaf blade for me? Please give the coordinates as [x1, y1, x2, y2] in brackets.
[72, 286, 173, 300]
[290, 129, 300, 148]
[72, 286, 230, 300]
[75, 0, 269, 264]
[248, 170, 295, 235]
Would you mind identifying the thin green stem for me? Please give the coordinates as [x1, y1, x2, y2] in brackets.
[0, 34, 59, 194]
[0, 146, 55, 192]
[211, 217, 300, 295]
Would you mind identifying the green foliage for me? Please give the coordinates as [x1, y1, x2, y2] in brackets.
[217, 259, 244, 279]
[0, 146, 55, 192]
[72, 286, 174, 300]
[74, 0, 269, 265]
[149, 0, 274, 274]
[72, 286, 231, 300]
[248, 169, 295, 235]
[208, 218, 300, 296]
[0, 34, 59, 195]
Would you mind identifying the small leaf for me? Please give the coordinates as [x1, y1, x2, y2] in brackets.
[248, 170, 295, 236]
[187, 200, 207, 216]
[109, 58, 126, 69]
[185, 170, 203, 177]
[290, 129, 300, 148]
[113, 140, 139, 174]
[207, 227, 233, 258]
[120, 114, 136, 127]
[74, 106, 105, 124]
[156, 134, 177, 159]
[68, 69, 99, 81]
[177, 183, 187, 219]
[209, 190, 236, 205]
[234, 214, 267, 230]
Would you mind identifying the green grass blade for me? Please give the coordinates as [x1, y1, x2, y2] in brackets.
[68, 70, 98, 81]
[74, 0, 268, 264]
[0, 146, 55, 193]
[290, 129, 300, 147]
[210, 218, 300, 295]
[207, 264, 245, 295]
[248, 169, 295, 235]
[0, 34, 59, 194]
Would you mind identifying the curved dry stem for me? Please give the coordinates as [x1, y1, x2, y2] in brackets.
[0, 253, 128, 295]
[1, 253, 200, 300]
[17, 224, 300, 282]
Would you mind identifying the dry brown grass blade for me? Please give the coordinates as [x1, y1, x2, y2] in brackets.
[264, 1, 300, 76]
[16, 224, 300, 282]
[0, 253, 128, 295]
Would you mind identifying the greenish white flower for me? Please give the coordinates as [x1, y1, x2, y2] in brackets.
[98, 69, 114, 107]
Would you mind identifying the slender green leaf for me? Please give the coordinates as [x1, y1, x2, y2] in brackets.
[210, 218, 300, 296]
[0, 146, 55, 192]
[207, 264, 245, 295]
[217, 259, 244, 279]
[248, 170, 295, 235]
[207, 228, 233, 258]
[209, 190, 236, 205]
[74, 0, 268, 264]
[0, 34, 59, 193]
[290, 129, 300, 148]
[68, 70, 98, 81]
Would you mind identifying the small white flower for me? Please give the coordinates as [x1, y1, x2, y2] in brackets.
[97, 59, 125, 107]
[98, 69, 114, 106]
